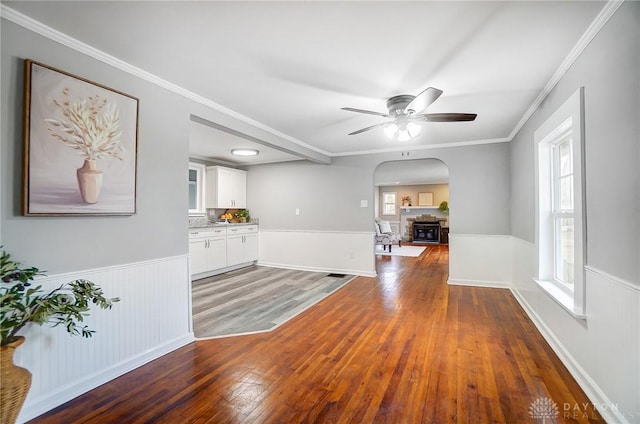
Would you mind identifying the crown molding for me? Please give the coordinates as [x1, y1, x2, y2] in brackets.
[333, 137, 511, 157]
[0, 4, 331, 158]
[507, 0, 624, 141]
[1, 1, 624, 157]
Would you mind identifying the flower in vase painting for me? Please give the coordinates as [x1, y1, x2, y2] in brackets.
[45, 88, 124, 161]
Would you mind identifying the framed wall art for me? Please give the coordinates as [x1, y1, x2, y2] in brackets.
[22, 59, 139, 216]
[418, 192, 433, 206]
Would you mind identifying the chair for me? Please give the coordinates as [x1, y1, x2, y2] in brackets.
[374, 219, 402, 252]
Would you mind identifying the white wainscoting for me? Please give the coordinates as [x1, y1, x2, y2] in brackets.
[448, 233, 513, 288]
[510, 237, 639, 424]
[257, 230, 376, 277]
[15, 255, 194, 423]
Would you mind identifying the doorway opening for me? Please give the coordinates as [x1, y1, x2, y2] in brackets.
[373, 158, 450, 246]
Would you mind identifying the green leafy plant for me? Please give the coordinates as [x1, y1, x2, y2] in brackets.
[438, 201, 449, 214]
[235, 209, 250, 219]
[0, 247, 119, 347]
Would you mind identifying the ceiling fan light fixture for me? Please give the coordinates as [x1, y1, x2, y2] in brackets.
[397, 129, 411, 142]
[231, 148, 259, 156]
[342, 86, 477, 140]
[406, 122, 422, 137]
[383, 123, 399, 139]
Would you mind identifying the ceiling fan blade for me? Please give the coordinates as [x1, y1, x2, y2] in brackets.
[404, 87, 443, 114]
[348, 122, 388, 135]
[414, 113, 477, 122]
[341, 107, 389, 117]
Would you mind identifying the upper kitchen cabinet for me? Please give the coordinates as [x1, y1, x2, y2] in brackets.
[205, 166, 247, 209]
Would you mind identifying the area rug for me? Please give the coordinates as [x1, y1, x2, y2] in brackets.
[192, 266, 356, 339]
[375, 245, 426, 257]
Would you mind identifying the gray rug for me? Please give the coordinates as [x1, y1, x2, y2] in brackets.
[192, 266, 355, 339]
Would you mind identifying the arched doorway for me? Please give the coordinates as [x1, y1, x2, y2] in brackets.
[373, 158, 450, 244]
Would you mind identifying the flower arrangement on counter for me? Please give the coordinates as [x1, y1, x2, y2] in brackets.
[235, 209, 250, 221]
[219, 209, 250, 223]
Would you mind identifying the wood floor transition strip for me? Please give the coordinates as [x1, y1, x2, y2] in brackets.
[192, 266, 356, 339]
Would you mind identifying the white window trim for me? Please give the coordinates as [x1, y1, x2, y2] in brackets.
[189, 162, 206, 216]
[534, 87, 586, 319]
[382, 192, 396, 216]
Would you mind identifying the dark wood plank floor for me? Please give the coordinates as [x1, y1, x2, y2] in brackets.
[30, 245, 603, 423]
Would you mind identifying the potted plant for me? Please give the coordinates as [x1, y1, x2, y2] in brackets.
[0, 247, 119, 424]
[438, 201, 449, 226]
[235, 209, 250, 223]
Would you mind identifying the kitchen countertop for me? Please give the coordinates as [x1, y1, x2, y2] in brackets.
[189, 222, 257, 229]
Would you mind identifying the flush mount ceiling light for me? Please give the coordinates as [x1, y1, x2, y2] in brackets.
[341, 87, 477, 141]
[231, 148, 259, 156]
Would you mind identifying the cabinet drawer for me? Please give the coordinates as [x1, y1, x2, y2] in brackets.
[227, 225, 257, 235]
[189, 228, 227, 239]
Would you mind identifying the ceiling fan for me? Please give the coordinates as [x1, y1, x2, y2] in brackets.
[341, 87, 477, 141]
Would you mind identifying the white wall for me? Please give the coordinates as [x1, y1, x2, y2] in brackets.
[509, 3, 639, 422]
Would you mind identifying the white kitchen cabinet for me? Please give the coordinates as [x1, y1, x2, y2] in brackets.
[188, 237, 209, 275]
[226, 225, 258, 267]
[205, 166, 247, 209]
[189, 228, 227, 276]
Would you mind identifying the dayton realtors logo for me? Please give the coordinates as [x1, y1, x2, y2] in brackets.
[529, 397, 560, 423]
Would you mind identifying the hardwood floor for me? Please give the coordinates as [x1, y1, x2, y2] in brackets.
[30, 245, 603, 423]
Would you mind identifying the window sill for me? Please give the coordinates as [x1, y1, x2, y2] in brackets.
[189, 211, 206, 217]
[533, 279, 586, 320]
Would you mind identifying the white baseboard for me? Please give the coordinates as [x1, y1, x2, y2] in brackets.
[510, 288, 632, 424]
[21, 334, 194, 423]
[16, 255, 193, 423]
[450, 235, 638, 423]
[447, 278, 511, 289]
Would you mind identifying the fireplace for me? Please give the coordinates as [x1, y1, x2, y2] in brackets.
[412, 222, 440, 244]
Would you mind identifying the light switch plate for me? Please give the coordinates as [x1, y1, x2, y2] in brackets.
[360, 200, 368, 208]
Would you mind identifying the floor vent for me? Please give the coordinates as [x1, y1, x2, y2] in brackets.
[327, 273, 347, 278]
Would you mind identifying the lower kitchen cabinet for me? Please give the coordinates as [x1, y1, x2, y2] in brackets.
[189, 228, 227, 275]
[227, 225, 258, 267]
[189, 225, 258, 279]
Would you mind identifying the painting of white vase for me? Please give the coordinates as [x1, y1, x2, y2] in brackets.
[22, 60, 139, 216]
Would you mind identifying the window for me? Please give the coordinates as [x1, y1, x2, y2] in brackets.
[535, 87, 585, 318]
[552, 136, 574, 286]
[382, 192, 396, 215]
[189, 162, 205, 215]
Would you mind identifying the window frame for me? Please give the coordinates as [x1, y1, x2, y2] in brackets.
[382, 192, 396, 216]
[551, 132, 575, 289]
[534, 87, 586, 319]
[188, 162, 206, 216]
